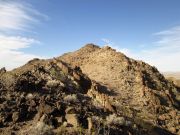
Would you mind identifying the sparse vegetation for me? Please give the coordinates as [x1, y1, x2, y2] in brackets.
[64, 94, 79, 103]
[50, 67, 67, 82]
[21, 121, 54, 135]
[106, 114, 125, 126]
[92, 99, 104, 109]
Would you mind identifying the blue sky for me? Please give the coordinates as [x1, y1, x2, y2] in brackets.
[0, 0, 180, 71]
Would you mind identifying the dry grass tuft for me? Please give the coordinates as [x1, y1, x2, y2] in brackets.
[64, 94, 79, 103]
[106, 114, 125, 126]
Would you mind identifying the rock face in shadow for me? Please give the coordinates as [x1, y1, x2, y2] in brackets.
[0, 59, 94, 134]
[0, 44, 179, 135]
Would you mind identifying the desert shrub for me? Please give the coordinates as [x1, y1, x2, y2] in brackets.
[50, 68, 67, 82]
[92, 99, 104, 109]
[64, 94, 79, 103]
[72, 80, 81, 90]
[90, 116, 113, 135]
[92, 116, 102, 123]
[56, 125, 67, 135]
[134, 117, 154, 130]
[92, 116, 102, 133]
[34, 121, 53, 135]
[46, 80, 60, 88]
[106, 114, 125, 126]
[26, 93, 33, 99]
[21, 121, 54, 135]
[57, 125, 86, 135]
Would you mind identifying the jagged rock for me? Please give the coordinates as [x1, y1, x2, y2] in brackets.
[39, 103, 55, 115]
[30, 99, 36, 107]
[12, 112, 19, 123]
[65, 107, 77, 114]
[87, 117, 93, 133]
[54, 59, 70, 74]
[56, 117, 63, 125]
[72, 71, 81, 81]
[0, 67, 6, 74]
[65, 114, 79, 127]
[169, 110, 177, 118]
[46, 80, 60, 88]
[88, 82, 115, 112]
[169, 127, 176, 133]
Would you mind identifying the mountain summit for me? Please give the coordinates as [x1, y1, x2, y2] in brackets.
[59, 44, 180, 134]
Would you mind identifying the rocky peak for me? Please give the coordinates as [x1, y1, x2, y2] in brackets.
[79, 43, 100, 52]
[58, 44, 180, 134]
[83, 43, 100, 49]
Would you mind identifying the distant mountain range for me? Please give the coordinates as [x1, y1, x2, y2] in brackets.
[164, 72, 180, 88]
[164, 72, 180, 79]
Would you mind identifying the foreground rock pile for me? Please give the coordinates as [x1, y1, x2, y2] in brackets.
[0, 58, 146, 135]
[0, 44, 179, 135]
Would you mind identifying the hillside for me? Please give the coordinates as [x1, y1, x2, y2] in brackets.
[59, 44, 180, 134]
[0, 58, 157, 135]
[0, 44, 179, 135]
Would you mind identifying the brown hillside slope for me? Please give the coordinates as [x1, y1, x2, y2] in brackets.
[1, 58, 164, 135]
[59, 44, 180, 134]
